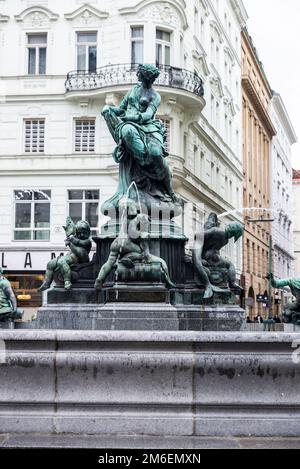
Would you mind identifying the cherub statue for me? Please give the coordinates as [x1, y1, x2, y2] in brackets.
[94, 198, 175, 290]
[267, 273, 300, 325]
[193, 213, 244, 299]
[39, 217, 92, 291]
[0, 267, 23, 321]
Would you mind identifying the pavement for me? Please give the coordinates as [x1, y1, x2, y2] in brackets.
[0, 434, 300, 449]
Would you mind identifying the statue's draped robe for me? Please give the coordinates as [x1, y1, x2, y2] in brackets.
[102, 85, 172, 212]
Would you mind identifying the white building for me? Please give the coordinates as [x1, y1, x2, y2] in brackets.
[0, 0, 247, 307]
[293, 170, 300, 278]
[269, 93, 297, 313]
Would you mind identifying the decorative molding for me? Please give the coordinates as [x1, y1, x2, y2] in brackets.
[209, 75, 224, 99]
[15, 6, 59, 27]
[223, 96, 236, 117]
[209, 20, 224, 44]
[198, 0, 210, 17]
[224, 46, 235, 66]
[271, 93, 297, 145]
[64, 3, 109, 25]
[0, 14, 9, 23]
[229, 0, 248, 28]
[242, 75, 276, 138]
[192, 49, 210, 77]
[119, 0, 188, 31]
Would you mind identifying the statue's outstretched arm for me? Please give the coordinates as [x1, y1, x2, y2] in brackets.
[268, 273, 290, 289]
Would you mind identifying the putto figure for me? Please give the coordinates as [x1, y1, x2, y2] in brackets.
[101, 63, 178, 214]
[39, 217, 92, 291]
[267, 273, 300, 325]
[0, 267, 23, 321]
[193, 213, 244, 299]
[95, 198, 175, 290]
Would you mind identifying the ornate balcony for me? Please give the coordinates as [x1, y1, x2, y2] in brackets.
[65, 63, 205, 111]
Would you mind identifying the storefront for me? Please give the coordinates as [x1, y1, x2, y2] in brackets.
[1, 249, 66, 308]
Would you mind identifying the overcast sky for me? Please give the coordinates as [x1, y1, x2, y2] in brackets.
[243, 0, 300, 168]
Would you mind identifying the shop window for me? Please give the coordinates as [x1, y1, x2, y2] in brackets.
[7, 274, 43, 308]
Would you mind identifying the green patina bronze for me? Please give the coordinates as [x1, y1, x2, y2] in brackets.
[39, 217, 92, 291]
[268, 273, 300, 325]
[0, 268, 23, 321]
[193, 213, 244, 302]
[95, 198, 175, 290]
[101, 64, 180, 216]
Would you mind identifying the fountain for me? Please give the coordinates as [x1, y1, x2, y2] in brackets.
[0, 65, 299, 443]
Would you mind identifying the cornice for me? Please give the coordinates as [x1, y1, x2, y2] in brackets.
[242, 75, 276, 139]
[242, 29, 273, 98]
[119, 0, 188, 30]
[229, 0, 248, 28]
[271, 94, 297, 145]
[64, 3, 109, 21]
[15, 6, 59, 22]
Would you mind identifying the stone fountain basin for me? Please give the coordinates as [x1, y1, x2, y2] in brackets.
[0, 330, 299, 438]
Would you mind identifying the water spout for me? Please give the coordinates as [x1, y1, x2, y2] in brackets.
[218, 207, 280, 220]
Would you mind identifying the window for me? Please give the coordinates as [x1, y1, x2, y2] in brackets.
[194, 8, 199, 37]
[156, 29, 171, 67]
[200, 17, 205, 44]
[68, 190, 99, 235]
[76, 32, 97, 72]
[75, 119, 95, 153]
[211, 94, 215, 124]
[131, 26, 144, 64]
[24, 119, 45, 153]
[14, 190, 51, 241]
[158, 116, 171, 152]
[27, 34, 47, 75]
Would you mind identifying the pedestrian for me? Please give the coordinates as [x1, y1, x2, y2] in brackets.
[255, 313, 264, 323]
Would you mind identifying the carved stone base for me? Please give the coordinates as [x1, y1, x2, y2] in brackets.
[32, 301, 245, 331]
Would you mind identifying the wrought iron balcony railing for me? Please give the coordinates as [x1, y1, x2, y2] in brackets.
[65, 63, 204, 98]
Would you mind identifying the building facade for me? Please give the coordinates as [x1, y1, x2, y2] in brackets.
[293, 170, 300, 278]
[241, 28, 276, 319]
[0, 0, 247, 307]
[269, 93, 297, 315]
